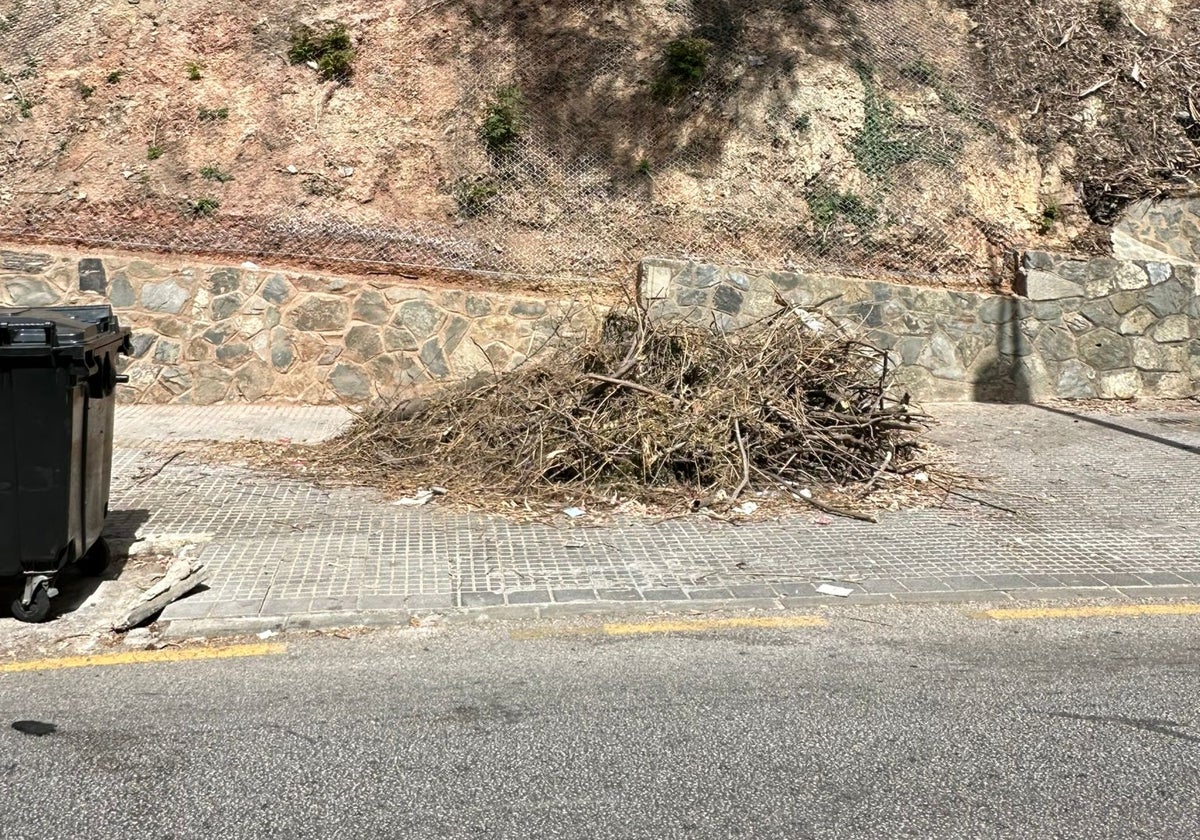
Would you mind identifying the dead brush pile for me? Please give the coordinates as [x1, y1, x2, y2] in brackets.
[322, 306, 930, 516]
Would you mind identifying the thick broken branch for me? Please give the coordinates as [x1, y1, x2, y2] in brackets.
[114, 558, 210, 631]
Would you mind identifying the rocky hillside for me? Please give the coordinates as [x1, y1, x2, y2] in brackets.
[0, 0, 1195, 285]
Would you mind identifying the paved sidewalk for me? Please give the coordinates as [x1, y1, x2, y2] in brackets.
[104, 402, 1200, 632]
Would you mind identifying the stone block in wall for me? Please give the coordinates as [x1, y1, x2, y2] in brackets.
[78, 259, 106, 294]
[1022, 270, 1085, 301]
[1132, 339, 1188, 372]
[1097, 369, 1142, 399]
[208, 268, 241, 296]
[1117, 305, 1157, 336]
[977, 296, 1026, 324]
[1113, 261, 1150, 291]
[189, 367, 232, 403]
[1055, 360, 1098, 399]
[141, 279, 191, 314]
[1, 278, 61, 307]
[270, 331, 295, 373]
[153, 340, 182, 364]
[1034, 326, 1077, 362]
[125, 260, 169, 280]
[329, 363, 372, 401]
[419, 338, 451, 377]
[211, 292, 244, 321]
[109, 273, 135, 308]
[129, 332, 157, 358]
[290, 295, 351, 332]
[384, 326, 419, 352]
[262, 275, 293, 304]
[232, 361, 275, 402]
[443, 315, 470, 356]
[957, 332, 991, 371]
[712, 285, 744, 315]
[640, 262, 672, 301]
[2, 252, 53, 273]
[915, 333, 966, 381]
[1077, 329, 1133, 371]
[1143, 277, 1192, 317]
[1152, 315, 1191, 343]
[394, 299, 444, 338]
[150, 315, 188, 339]
[510, 301, 548, 318]
[343, 325, 383, 361]
[675, 286, 710, 308]
[215, 342, 252, 364]
[1143, 371, 1195, 398]
[352, 290, 390, 325]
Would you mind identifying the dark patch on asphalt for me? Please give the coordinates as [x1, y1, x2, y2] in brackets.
[12, 720, 57, 737]
[265, 724, 318, 746]
[1049, 712, 1200, 744]
[442, 703, 525, 729]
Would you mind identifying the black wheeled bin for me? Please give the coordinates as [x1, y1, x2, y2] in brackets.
[0, 305, 132, 623]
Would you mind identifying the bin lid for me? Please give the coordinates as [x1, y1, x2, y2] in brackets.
[0, 305, 127, 354]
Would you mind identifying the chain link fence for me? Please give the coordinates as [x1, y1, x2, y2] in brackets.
[1, 0, 1019, 284]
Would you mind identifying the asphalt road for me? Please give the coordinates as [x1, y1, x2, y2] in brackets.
[1, 605, 1199, 839]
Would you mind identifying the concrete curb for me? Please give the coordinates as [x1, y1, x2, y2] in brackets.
[158, 584, 1200, 639]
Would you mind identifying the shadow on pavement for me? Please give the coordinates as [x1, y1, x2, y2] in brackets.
[0, 508, 152, 621]
[1031, 404, 1200, 456]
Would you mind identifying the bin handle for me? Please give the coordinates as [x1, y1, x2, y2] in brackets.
[115, 374, 130, 384]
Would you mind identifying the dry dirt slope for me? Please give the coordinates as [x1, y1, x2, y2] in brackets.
[0, 0, 1195, 283]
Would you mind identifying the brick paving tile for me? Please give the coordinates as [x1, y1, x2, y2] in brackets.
[595, 589, 645, 602]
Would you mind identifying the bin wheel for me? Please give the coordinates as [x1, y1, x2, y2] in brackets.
[11, 586, 51, 624]
[76, 537, 112, 577]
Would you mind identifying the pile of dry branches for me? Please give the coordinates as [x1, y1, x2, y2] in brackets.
[321, 304, 929, 516]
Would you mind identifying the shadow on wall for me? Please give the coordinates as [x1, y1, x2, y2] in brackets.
[972, 296, 1031, 403]
[458, 0, 861, 171]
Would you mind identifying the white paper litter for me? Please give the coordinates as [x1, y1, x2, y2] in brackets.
[816, 583, 854, 598]
[394, 489, 435, 507]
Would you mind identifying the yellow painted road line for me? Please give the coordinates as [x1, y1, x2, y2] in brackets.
[980, 604, 1200, 621]
[0, 642, 287, 675]
[602, 615, 826, 636]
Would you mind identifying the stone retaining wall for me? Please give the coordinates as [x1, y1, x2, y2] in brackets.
[4, 246, 1196, 405]
[0, 249, 606, 404]
[641, 255, 1200, 401]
